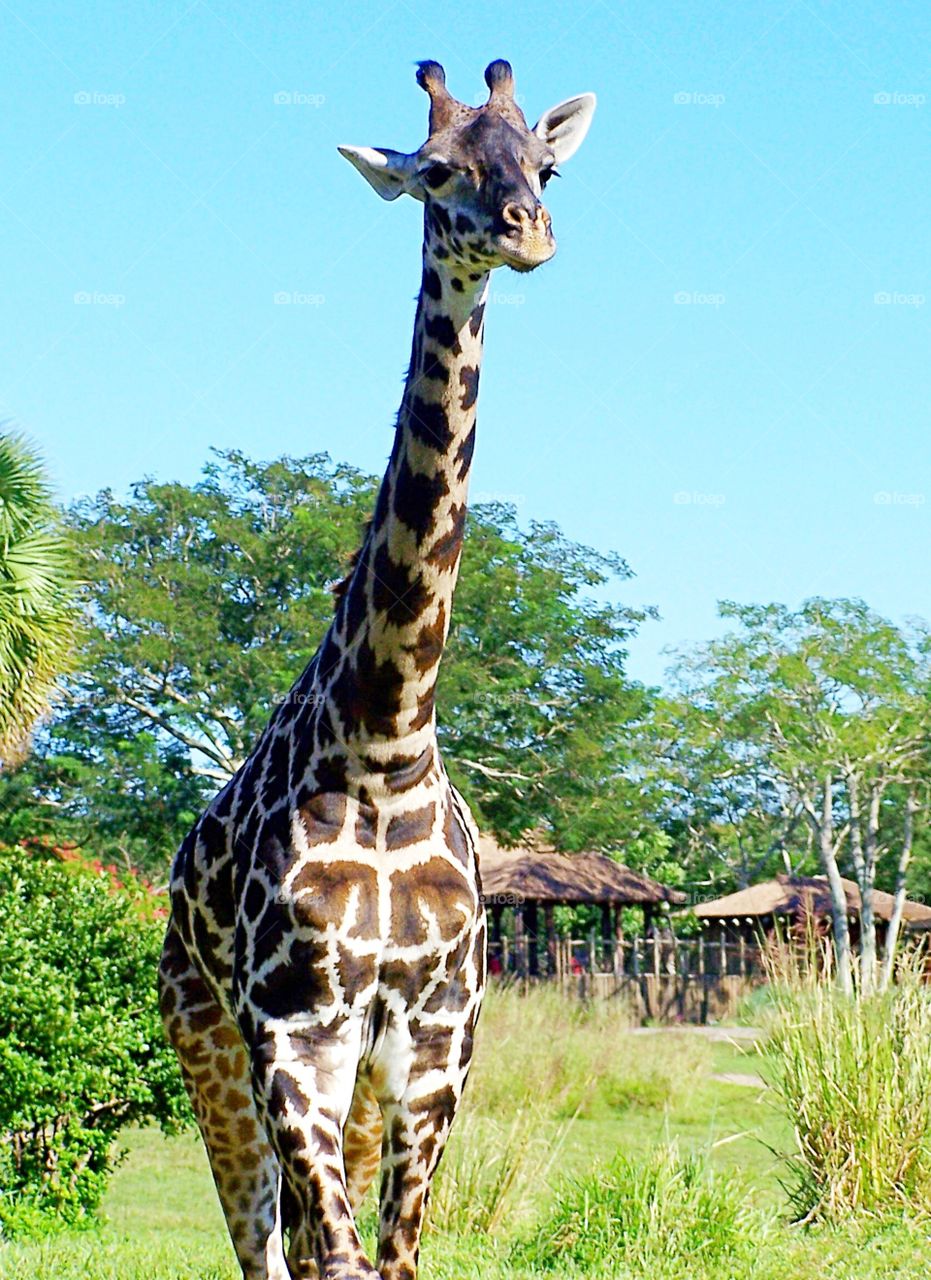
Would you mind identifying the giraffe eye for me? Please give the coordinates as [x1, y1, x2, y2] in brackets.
[422, 162, 454, 190]
[539, 166, 560, 188]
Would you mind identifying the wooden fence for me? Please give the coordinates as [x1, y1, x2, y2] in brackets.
[487, 933, 765, 1023]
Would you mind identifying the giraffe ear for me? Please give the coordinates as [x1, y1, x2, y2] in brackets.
[533, 94, 596, 164]
[338, 146, 422, 201]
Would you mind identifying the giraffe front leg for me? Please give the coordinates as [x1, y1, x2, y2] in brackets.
[374, 1019, 476, 1280]
[159, 925, 289, 1280]
[249, 1018, 379, 1280]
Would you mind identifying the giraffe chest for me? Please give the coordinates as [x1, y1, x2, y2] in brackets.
[218, 783, 484, 1026]
[173, 751, 486, 1024]
[287, 787, 477, 944]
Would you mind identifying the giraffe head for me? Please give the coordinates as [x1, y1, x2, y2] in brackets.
[339, 60, 595, 273]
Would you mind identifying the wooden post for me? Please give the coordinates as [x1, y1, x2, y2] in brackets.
[698, 930, 708, 1026]
[588, 927, 597, 976]
[514, 906, 525, 979]
[502, 934, 510, 973]
[526, 900, 539, 978]
[720, 925, 727, 977]
[544, 904, 556, 978]
[490, 904, 503, 976]
[739, 932, 747, 979]
[601, 902, 612, 973]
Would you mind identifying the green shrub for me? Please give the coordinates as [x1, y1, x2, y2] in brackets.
[515, 1141, 763, 1277]
[762, 953, 931, 1223]
[0, 844, 188, 1236]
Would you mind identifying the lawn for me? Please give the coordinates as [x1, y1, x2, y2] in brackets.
[1, 990, 929, 1279]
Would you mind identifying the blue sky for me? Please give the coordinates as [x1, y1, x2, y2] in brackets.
[3, 0, 929, 686]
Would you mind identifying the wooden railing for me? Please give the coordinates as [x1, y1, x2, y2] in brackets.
[486, 934, 768, 1020]
[488, 933, 765, 982]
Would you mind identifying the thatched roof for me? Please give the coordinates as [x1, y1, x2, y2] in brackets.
[693, 874, 931, 927]
[477, 836, 686, 907]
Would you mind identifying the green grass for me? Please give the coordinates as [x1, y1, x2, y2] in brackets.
[516, 1141, 762, 1278]
[1, 988, 929, 1278]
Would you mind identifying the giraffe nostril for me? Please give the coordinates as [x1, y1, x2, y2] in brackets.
[500, 201, 532, 230]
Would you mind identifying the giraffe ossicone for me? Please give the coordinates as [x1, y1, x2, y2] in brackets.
[159, 58, 594, 1280]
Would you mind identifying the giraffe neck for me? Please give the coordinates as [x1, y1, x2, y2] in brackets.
[315, 242, 489, 779]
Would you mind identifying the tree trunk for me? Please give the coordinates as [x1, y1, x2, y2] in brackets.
[818, 776, 853, 995]
[846, 772, 878, 993]
[861, 783, 882, 993]
[880, 791, 917, 991]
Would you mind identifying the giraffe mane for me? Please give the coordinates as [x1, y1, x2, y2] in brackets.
[331, 517, 374, 604]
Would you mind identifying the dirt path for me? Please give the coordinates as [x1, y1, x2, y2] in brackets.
[630, 1024, 768, 1088]
[709, 1070, 767, 1088]
[630, 1024, 762, 1043]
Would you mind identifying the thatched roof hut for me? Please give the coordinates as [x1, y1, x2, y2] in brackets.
[692, 873, 931, 944]
[478, 837, 684, 908]
[477, 836, 685, 976]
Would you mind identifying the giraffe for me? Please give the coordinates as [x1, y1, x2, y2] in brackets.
[159, 58, 595, 1280]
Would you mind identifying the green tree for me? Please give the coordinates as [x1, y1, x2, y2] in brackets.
[71, 449, 375, 782]
[0, 451, 658, 871]
[650, 691, 808, 897]
[666, 599, 931, 992]
[0, 433, 75, 760]
[439, 503, 655, 850]
[0, 718, 205, 881]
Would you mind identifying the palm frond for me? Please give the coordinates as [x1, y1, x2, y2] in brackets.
[0, 430, 77, 761]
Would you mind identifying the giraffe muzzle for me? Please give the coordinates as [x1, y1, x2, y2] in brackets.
[494, 204, 556, 271]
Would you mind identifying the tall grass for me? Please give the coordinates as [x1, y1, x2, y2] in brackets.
[515, 1140, 764, 1278]
[466, 985, 709, 1120]
[762, 948, 931, 1222]
[425, 1108, 569, 1236]
[420, 986, 712, 1246]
